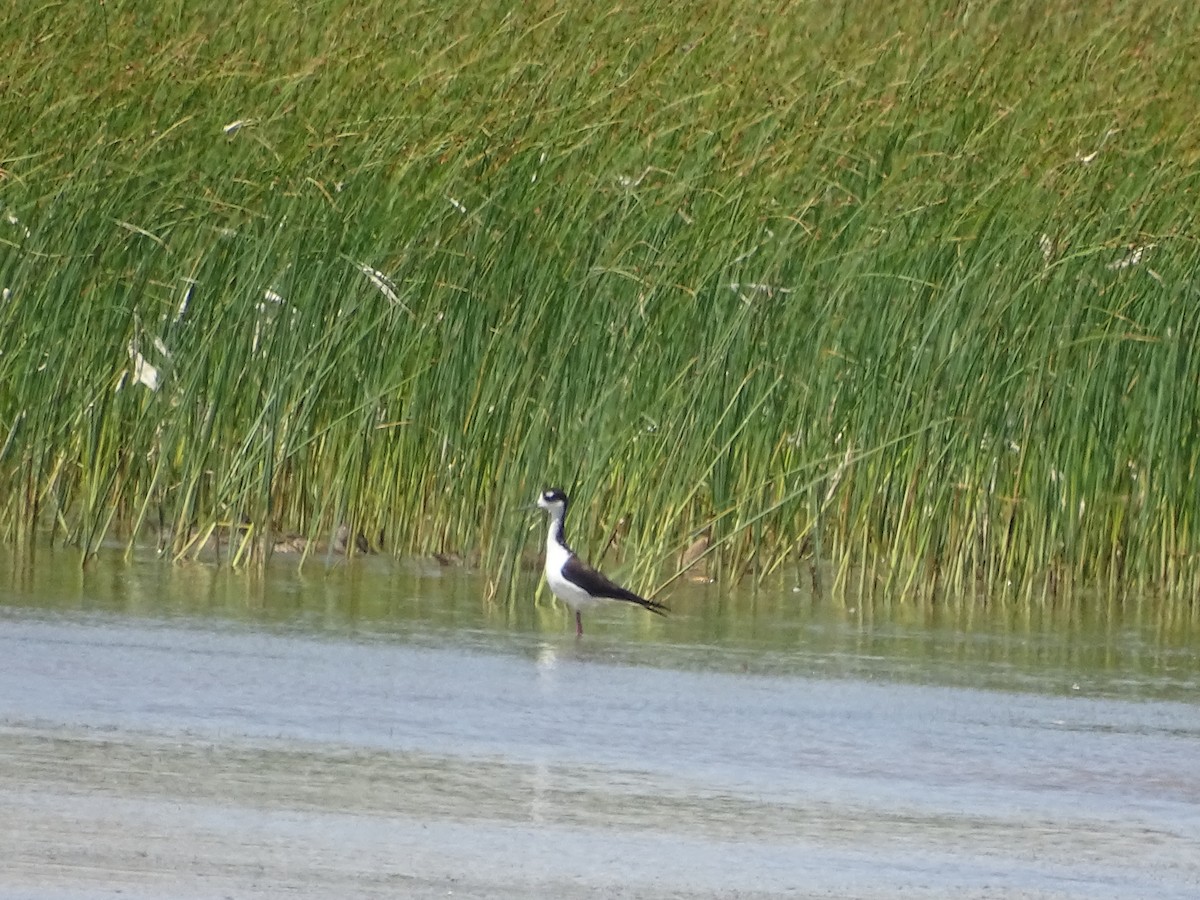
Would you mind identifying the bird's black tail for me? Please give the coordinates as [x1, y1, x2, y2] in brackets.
[635, 595, 669, 617]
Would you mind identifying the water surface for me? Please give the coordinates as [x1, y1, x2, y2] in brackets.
[2, 544, 1198, 898]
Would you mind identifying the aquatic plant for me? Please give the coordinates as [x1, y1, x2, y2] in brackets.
[1, 0, 1198, 605]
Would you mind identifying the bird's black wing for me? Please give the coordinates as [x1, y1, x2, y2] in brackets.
[563, 555, 669, 616]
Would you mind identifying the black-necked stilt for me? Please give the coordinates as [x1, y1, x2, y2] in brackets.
[535, 488, 668, 636]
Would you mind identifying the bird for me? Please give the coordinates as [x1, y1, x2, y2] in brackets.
[534, 487, 668, 636]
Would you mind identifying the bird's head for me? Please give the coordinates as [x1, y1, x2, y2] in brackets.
[536, 488, 568, 516]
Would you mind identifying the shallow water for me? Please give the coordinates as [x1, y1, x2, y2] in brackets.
[2, 545, 1198, 898]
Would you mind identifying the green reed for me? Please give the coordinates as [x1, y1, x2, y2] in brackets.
[1, 0, 1198, 607]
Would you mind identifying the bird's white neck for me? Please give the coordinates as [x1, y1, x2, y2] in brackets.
[543, 507, 574, 579]
[545, 508, 567, 552]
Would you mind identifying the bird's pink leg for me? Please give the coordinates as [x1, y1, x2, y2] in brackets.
[575, 610, 583, 637]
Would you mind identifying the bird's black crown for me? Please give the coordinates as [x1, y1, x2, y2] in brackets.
[541, 488, 568, 505]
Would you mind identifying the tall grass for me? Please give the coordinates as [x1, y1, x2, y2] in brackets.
[1, 0, 1199, 606]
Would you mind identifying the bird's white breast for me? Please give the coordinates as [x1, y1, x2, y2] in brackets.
[544, 537, 601, 610]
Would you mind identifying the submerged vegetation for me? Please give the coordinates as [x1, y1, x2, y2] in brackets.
[2, 0, 1199, 605]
